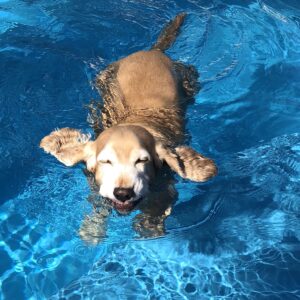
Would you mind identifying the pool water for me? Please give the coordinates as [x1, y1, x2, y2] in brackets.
[1, 0, 300, 298]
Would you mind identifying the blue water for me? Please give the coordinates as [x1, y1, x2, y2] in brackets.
[1, 0, 300, 298]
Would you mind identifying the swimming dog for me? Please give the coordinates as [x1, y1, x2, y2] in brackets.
[40, 13, 217, 241]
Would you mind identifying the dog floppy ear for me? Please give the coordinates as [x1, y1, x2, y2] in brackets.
[40, 128, 96, 171]
[156, 144, 217, 182]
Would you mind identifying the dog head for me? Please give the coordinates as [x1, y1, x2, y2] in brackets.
[40, 126, 217, 211]
[92, 125, 160, 210]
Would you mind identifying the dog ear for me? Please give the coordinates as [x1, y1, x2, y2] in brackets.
[40, 128, 96, 171]
[156, 144, 217, 182]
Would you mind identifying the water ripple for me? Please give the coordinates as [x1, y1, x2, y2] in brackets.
[1, 0, 300, 299]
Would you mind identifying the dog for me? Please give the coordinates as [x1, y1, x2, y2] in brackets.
[40, 13, 217, 242]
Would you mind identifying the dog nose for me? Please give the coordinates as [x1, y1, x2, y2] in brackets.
[113, 188, 135, 202]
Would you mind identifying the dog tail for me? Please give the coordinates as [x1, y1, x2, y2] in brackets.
[152, 13, 187, 52]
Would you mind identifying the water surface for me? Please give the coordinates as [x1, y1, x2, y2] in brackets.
[0, 0, 300, 299]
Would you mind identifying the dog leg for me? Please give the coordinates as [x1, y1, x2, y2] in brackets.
[133, 213, 169, 238]
[78, 202, 111, 245]
[173, 61, 200, 98]
[133, 182, 177, 238]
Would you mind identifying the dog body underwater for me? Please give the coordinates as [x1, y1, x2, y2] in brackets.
[40, 13, 217, 239]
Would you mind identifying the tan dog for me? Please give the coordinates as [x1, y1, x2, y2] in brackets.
[40, 13, 217, 217]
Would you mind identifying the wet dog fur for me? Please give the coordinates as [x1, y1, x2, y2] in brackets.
[40, 13, 217, 242]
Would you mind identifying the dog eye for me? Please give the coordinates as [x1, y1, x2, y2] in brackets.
[99, 160, 112, 165]
[135, 157, 149, 164]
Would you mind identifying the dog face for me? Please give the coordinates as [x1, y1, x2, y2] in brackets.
[40, 126, 217, 211]
[93, 126, 159, 210]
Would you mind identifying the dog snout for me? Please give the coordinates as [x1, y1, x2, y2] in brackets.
[113, 187, 135, 202]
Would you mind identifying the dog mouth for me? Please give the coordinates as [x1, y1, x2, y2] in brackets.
[108, 197, 142, 211]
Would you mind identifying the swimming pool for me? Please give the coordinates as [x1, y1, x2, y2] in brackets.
[1, 0, 300, 298]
